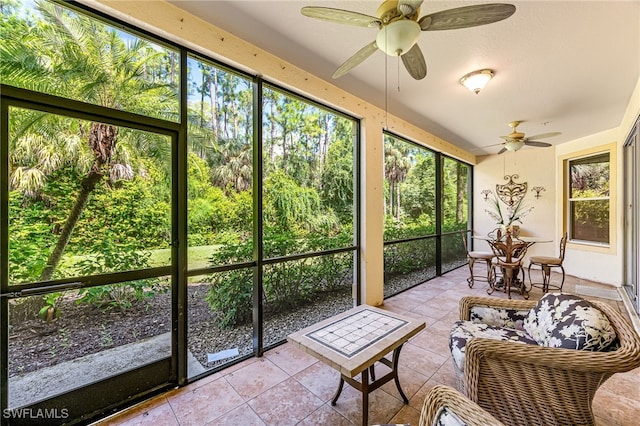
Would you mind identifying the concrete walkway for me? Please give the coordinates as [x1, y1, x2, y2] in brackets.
[9, 332, 206, 408]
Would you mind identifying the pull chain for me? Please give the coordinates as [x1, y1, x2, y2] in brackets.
[397, 55, 401, 92]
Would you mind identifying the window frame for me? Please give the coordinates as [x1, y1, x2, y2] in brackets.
[567, 152, 611, 244]
[561, 143, 617, 253]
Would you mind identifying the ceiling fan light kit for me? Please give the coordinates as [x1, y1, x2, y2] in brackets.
[504, 140, 525, 151]
[376, 19, 421, 56]
[460, 69, 494, 94]
[300, 2, 516, 80]
[489, 120, 561, 154]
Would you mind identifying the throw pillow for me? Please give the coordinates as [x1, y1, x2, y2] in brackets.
[523, 293, 616, 350]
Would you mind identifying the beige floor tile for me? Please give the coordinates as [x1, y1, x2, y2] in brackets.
[115, 400, 178, 426]
[294, 360, 342, 402]
[92, 270, 640, 426]
[167, 377, 244, 426]
[330, 385, 405, 426]
[388, 403, 422, 426]
[247, 377, 324, 426]
[224, 357, 289, 400]
[263, 342, 317, 376]
[296, 403, 353, 426]
[204, 404, 265, 426]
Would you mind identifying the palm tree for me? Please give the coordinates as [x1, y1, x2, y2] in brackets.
[210, 138, 252, 194]
[384, 142, 412, 220]
[2, 0, 177, 281]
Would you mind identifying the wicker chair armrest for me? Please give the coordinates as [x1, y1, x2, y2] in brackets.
[465, 337, 640, 378]
[463, 335, 640, 426]
[419, 384, 505, 426]
[459, 296, 537, 321]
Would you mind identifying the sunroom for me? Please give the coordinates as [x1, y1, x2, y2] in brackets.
[1, 1, 639, 425]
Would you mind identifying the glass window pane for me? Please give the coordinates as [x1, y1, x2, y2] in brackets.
[570, 199, 609, 243]
[570, 154, 610, 198]
[384, 238, 437, 297]
[442, 157, 470, 232]
[186, 56, 254, 269]
[8, 278, 171, 407]
[187, 270, 253, 377]
[8, 107, 172, 285]
[262, 86, 356, 258]
[262, 252, 355, 347]
[442, 232, 467, 273]
[383, 135, 436, 241]
[1, 0, 180, 121]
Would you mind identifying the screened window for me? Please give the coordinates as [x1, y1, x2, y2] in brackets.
[568, 152, 610, 244]
[0, 0, 180, 121]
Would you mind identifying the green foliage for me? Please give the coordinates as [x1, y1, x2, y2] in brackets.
[206, 235, 353, 327]
[38, 291, 63, 322]
[384, 238, 436, 277]
[322, 137, 354, 221]
[384, 216, 435, 241]
[73, 241, 168, 310]
[264, 169, 341, 235]
[205, 243, 254, 326]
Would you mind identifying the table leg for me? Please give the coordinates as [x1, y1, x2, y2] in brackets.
[361, 368, 369, 426]
[331, 345, 409, 425]
[331, 377, 345, 406]
[391, 346, 409, 403]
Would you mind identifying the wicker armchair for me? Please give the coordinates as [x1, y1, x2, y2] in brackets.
[419, 385, 504, 426]
[454, 296, 640, 426]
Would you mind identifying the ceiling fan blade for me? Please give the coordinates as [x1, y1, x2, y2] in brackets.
[525, 141, 552, 147]
[301, 6, 381, 28]
[525, 131, 562, 140]
[497, 147, 508, 155]
[397, 0, 424, 17]
[401, 44, 427, 80]
[332, 41, 379, 79]
[419, 3, 516, 31]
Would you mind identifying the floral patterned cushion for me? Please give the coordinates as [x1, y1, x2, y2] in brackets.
[434, 407, 466, 426]
[469, 306, 530, 331]
[449, 320, 537, 371]
[523, 293, 617, 350]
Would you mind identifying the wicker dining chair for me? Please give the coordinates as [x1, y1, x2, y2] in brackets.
[528, 232, 568, 293]
[419, 384, 505, 426]
[454, 296, 640, 426]
[461, 232, 495, 289]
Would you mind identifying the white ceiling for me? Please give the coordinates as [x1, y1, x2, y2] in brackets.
[167, 1, 640, 155]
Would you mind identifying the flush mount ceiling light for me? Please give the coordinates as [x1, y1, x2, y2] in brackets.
[459, 69, 494, 94]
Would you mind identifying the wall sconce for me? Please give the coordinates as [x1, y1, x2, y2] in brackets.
[481, 189, 492, 201]
[531, 186, 545, 199]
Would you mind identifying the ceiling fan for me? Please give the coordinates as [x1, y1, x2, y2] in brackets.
[300, 1, 516, 80]
[491, 121, 562, 154]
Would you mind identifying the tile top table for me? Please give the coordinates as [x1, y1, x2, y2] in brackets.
[288, 305, 425, 426]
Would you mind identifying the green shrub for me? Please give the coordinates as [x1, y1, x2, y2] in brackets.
[73, 241, 168, 310]
[205, 238, 353, 328]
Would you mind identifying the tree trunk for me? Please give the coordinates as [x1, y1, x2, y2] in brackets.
[456, 162, 465, 223]
[395, 182, 401, 220]
[38, 170, 104, 281]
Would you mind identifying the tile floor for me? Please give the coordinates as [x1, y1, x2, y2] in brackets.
[96, 267, 640, 426]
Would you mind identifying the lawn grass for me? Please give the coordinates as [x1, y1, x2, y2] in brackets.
[59, 244, 222, 273]
[148, 245, 221, 270]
